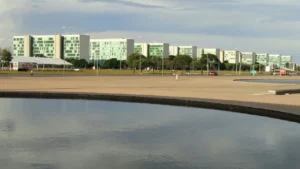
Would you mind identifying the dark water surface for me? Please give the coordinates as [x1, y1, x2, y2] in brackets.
[237, 79, 300, 84]
[1, 98, 300, 169]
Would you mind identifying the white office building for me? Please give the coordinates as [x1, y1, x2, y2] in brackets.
[148, 43, 169, 58]
[219, 50, 225, 63]
[169, 46, 179, 56]
[241, 52, 256, 65]
[13, 34, 90, 61]
[269, 54, 281, 67]
[178, 46, 197, 58]
[90, 38, 134, 61]
[280, 55, 292, 68]
[134, 43, 149, 57]
[224, 50, 239, 64]
[203, 48, 220, 59]
[256, 53, 269, 66]
[197, 48, 204, 58]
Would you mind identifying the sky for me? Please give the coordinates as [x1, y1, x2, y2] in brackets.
[1, 0, 300, 62]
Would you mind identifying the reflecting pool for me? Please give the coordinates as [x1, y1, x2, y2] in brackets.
[1, 98, 300, 169]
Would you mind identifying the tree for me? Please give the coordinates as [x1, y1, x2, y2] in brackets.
[174, 55, 192, 72]
[35, 54, 45, 58]
[1, 48, 13, 66]
[169, 55, 176, 60]
[285, 62, 290, 68]
[102, 58, 119, 69]
[127, 53, 146, 73]
[225, 63, 234, 71]
[199, 54, 221, 70]
[64, 58, 88, 68]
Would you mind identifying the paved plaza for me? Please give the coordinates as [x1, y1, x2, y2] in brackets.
[0, 75, 300, 106]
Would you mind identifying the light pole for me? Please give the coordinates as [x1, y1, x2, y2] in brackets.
[162, 56, 164, 75]
[139, 54, 142, 73]
[239, 53, 242, 75]
[120, 56, 122, 70]
[206, 54, 209, 75]
[97, 56, 99, 76]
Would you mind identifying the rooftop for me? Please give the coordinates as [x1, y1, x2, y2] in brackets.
[11, 57, 72, 66]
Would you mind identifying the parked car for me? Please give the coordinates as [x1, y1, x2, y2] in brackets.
[209, 71, 218, 76]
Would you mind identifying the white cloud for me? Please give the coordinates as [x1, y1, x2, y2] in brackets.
[0, 0, 31, 47]
[1, 0, 300, 61]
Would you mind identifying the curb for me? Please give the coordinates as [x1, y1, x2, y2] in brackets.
[0, 91, 300, 123]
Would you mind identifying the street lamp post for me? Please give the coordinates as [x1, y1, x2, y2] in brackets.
[139, 54, 142, 73]
[206, 54, 209, 75]
[97, 56, 99, 76]
[120, 56, 122, 70]
[162, 56, 164, 75]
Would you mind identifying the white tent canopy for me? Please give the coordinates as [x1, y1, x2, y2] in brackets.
[11, 57, 72, 66]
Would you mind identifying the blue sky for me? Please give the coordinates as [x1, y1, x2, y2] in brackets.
[1, 0, 300, 62]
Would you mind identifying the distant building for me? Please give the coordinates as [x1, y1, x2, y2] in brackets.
[90, 38, 134, 61]
[241, 52, 256, 65]
[148, 43, 169, 58]
[63, 35, 90, 60]
[269, 54, 281, 67]
[134, 43, 149, 57]
[13, 34, 90, 61]
[169, 46, 179, 56]
[280, 55, 292, 68]
[197, 48, 204, 58]
[203, 48, 220, 58]
[178, 46, 197, 58]
[224, 50, 239, 64]
[219, 50, 225, 63]
[256, 53, 269, 66]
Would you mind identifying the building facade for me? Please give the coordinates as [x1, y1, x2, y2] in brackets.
[148, 43, 169, 58]
[13, 36, 25, 57]
[203, 48, 220, 58]
[169, 46, 179, 56]
[280, 55, 292, 68]
[224, 50, 239, 64]
[178, 46, 197, 58]
[31, 35, 57, 58]
[256, 53, 269, 66]
[63, 35, 89, 60]
[90, 38, 134, 61]
[241, 52, 256, 65]
[13, 34, 90, 60]
[134, 43, 148, 57]
[197, 48, 204, 58]
[219, 50, 224, 63]
[268, 54, 281, 67]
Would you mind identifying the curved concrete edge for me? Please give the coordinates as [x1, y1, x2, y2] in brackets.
[273, 89, 300, 95]
[0, 91, 299, 123]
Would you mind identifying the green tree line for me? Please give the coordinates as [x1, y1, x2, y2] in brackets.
[88, 53, 270, 72]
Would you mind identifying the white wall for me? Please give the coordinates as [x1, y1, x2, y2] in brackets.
[127, 39, 135, 59]
[203, 48, 220, 58]
[191, 46, 197, 59]
[54, 35, 62, 59]
[163, 43, 169, 58]
[135, 42, 148, 57]
[79, 35, 90, 61]
[224, 50, 238, 64]
[197, 48, 203, 58]
[169, 46, 179, 56]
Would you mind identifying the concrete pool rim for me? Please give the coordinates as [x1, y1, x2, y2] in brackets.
[0, 91, 300, 124]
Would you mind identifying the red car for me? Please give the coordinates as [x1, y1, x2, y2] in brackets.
[209, 71, 218, 76]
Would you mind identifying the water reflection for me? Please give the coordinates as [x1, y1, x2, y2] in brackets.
[1, 98, 300, 169]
